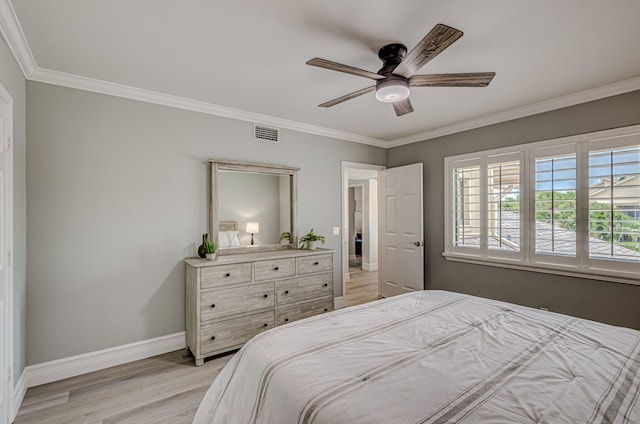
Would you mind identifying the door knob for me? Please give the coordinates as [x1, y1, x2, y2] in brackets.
[411, 241, 423, 246]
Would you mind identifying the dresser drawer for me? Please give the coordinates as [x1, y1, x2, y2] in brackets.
[276, 273, 332, 305]
[254, 258, 295, 281]
[201, 263, 252, 289]
[200, 310, 274, 355]
[277, 297, 333, 325]
[200, 282, 274, 322]
[297, 254, 333, 275]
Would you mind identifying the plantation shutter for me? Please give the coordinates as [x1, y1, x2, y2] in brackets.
[588, 137, 640, 263]
[531, 146, 578, 260]
[487, 153, 522, 256]
[451, 160, 482, 250]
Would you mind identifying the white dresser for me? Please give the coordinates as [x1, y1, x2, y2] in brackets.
[185, 249, 334, 366]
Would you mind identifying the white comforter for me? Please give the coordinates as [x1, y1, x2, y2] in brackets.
[193, 290, 640, 424]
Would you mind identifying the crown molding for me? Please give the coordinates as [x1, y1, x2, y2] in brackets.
[28, 67, 389, 147]
[3, 0, 640, 150]
[387, 76, 640, 147]
[0, 0, 35, 76]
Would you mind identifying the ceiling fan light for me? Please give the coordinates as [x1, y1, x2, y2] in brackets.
[375, 79, 410, 103]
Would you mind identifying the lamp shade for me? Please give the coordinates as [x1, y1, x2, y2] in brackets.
[246, 222, 259, 233]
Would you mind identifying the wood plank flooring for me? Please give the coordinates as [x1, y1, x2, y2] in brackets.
[14, 349, 232, 424]
[15, 267, 380, 423]
[345, 262, 380, 307]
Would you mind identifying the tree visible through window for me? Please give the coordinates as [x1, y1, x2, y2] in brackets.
[445, 125, 640, 283]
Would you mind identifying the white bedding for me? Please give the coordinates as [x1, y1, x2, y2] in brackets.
[193, 290, 640, 424]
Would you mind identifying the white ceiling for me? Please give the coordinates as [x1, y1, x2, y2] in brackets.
[5, 0, 640, 146]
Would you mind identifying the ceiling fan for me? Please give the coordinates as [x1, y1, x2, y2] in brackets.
[306, 23, 495, 116]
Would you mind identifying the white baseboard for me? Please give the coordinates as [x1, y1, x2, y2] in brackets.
[12, 369, 27, 421]
[24, 332, 185, 389]
[348, 255, 357, 261]
[334, 296, 345, 309]
[362, 262, 378, 271]
[344, 272, 350, 282]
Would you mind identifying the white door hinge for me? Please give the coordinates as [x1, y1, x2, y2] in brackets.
[7, 250, 11, 265]
[7, 367, 11, 384]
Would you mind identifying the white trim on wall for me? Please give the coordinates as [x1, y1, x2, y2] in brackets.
[388, 76, 640, 147]
[0, 81, 14, 424]
[362, 261, 378, 271]
[12, 332, 186, 415]
[23, 332, 185, 389]
[2, 0, 640, 148]
[334, 296, 345, 309]
[28, 68, 388, 148]
[0, 0, 36, 75]
[12, 370, 25, 421]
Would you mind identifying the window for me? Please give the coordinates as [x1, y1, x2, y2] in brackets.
[452, 163, 480, 248]
[487, 157, 521, 253]
[444, 125, 640, 285]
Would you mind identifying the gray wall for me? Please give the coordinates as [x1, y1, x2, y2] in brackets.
[0, 35, 27, 385]
[387, 90, 640, 330]
[26, 81, 386, 364]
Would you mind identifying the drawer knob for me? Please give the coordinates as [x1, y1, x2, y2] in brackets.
[225, 273, 230, 277]
[313, 261, 319, 265]
[211, 304, 216, 308]
[263, 294, 268, 298]
[284, 290, 289, 295]
[263, 323, 268, 327]
[324, 308, 328, 312]
[323, 283, 328, 287]
[284, 318, 289, 322]
[211, 336, 216, 340]
[274, 266, 279, 271]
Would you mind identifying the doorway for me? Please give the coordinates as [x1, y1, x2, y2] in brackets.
[341, 162, 384, 308]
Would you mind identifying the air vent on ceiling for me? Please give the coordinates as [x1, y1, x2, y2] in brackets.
[254, 125, 280, 143]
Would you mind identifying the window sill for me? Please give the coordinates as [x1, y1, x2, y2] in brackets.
[442, 252, 640, 287]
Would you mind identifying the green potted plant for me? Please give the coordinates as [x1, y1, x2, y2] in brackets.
[279, 231, 291, 244]
[205, 238, 217, 260]
[299, 228, 325, 250]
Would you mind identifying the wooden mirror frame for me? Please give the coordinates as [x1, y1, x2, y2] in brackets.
[209, 159, 299, 255]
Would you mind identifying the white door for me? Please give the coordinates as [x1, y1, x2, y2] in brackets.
[0, 86, 12, 424]
[379, 163, 424, 297]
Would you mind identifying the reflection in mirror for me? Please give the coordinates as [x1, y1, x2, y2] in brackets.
[210, 159, 299, 255]
[218, 171, 290, 246]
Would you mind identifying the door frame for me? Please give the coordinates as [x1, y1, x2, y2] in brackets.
[0, 82, 14, 423]
[339, 161, 385, 307]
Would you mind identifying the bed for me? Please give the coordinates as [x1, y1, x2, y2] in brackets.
[193, 290, 640, 423]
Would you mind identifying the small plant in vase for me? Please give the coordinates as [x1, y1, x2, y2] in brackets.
[279, 231, 291, 244]
[205, 238, 217, 260]
[299, 228, 325, 250]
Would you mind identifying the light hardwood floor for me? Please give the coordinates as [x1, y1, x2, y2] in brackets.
[15, 268, 379, 423]
[345, 262, 380, 307]
[14, 349, 232, 424]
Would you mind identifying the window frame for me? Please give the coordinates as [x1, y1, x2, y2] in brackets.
[443, 124, 640, 286]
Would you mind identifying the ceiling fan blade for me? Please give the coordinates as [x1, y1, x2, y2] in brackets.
[392, 24, 463, 78]
[319, 86, 376, 107]
[410, 72, 496, 87]
[307, 58, 385, 81]
[392, 98, 414, 116]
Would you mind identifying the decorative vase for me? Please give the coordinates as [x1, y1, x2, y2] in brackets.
[198, 234, 208, 258]
[309, 241, 317, 250]
[206, 252, 217, 261]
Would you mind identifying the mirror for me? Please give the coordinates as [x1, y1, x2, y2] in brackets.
[210, 160, 298, 254]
